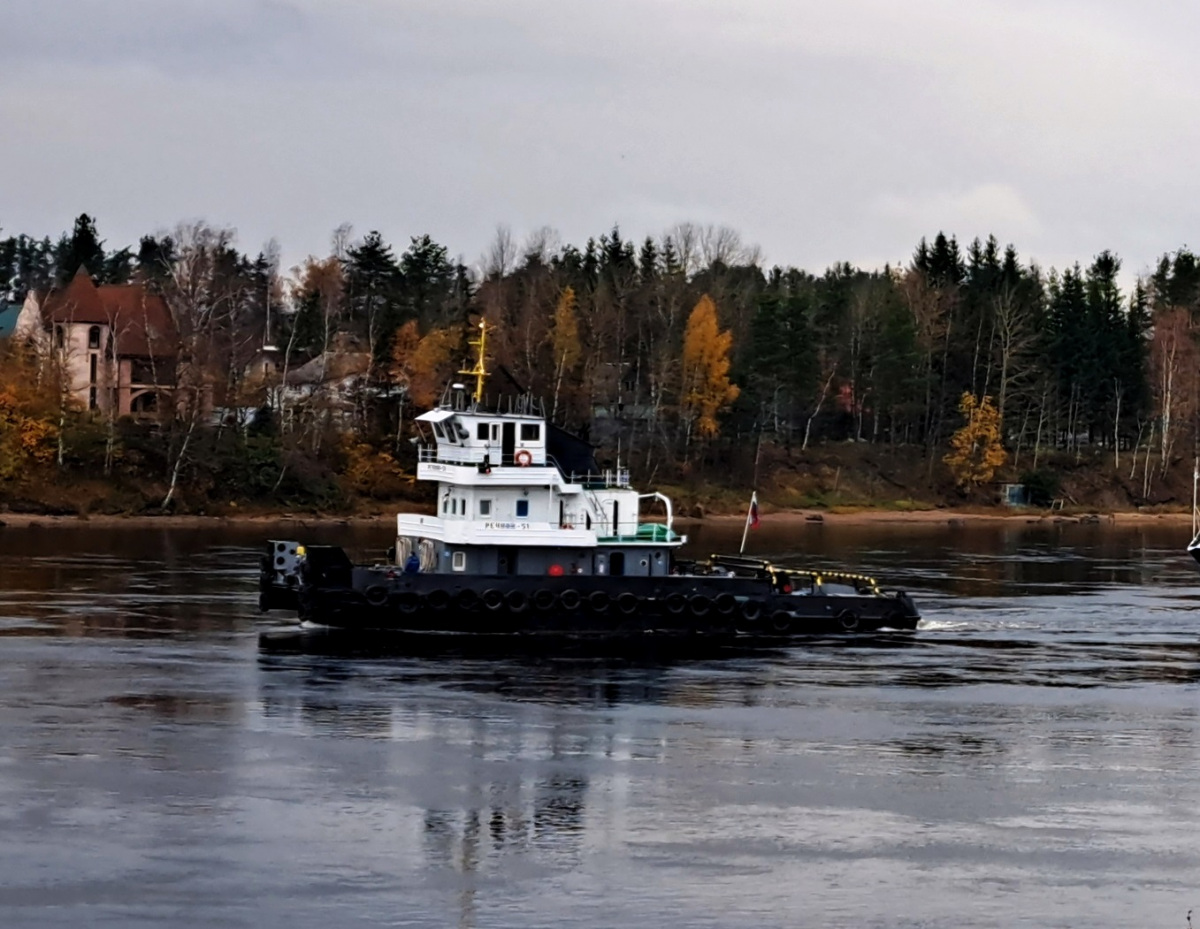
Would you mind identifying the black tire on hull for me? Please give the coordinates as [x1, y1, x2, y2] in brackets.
[365, 585, 389, 607]
[506, 590, 529, 613]
[426, 589, 451, 611]
[588, 590, 611, 613]
[533, 589, 557, 611]
[482, 589, 505, 611]
[689, 595, 711, 617]
[714, 593, 738, 616]
[770, 610, 793, 634]
[740, 599, 764, 622]
[455, 589, 480, 611]
[616, 592, 639, 615]
[395, 590, 421, 614]
[560, 589, 582, 611]
[837, 609, 860, 632]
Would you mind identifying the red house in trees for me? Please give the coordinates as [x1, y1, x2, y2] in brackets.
[23, 268, 178, 416]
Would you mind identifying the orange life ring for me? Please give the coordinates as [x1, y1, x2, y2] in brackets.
[515, 449, 533, 466]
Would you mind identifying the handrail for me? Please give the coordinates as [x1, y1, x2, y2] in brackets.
[637, 492, 674, 538]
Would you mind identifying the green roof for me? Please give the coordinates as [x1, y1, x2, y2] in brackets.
[0, 303, 19, 338]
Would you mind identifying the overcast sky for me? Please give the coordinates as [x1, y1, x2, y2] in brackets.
[3, 0, 1198, 283]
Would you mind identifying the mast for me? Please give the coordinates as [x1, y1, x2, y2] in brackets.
[459, 320, 489, 403]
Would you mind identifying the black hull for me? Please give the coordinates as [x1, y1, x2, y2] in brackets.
[262, 545, 920, 639]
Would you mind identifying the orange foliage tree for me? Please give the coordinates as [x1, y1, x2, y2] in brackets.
[0, 344, 60, 480]
[681, 295, 739, 440]
[391, 323, 463, 410]
[549, 286, 581, 420]
[943, 392, 1007, 486]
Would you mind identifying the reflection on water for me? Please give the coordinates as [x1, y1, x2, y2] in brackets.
[0, 520, 1198, 927]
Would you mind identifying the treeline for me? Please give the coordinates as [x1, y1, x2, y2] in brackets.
[0, 213, 1197, 511]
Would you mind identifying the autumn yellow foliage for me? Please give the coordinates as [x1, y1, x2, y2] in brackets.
[944, 392, 1007, 486]
[681, 295, 739, 439]
[390, 322, 464, 409]
[339, 436, 407, 498]
[0, 345, 60, 481]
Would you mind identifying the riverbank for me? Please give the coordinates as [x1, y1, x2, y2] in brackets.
[0, 507, 1191, 531]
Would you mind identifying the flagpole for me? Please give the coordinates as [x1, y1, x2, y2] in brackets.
[740, 491, 756, 554]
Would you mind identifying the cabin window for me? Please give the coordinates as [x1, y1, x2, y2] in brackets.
[452, 551, 466, 571]
[433, 422, 446, 440]
[476, 422, 489, 441]
[491, 424, 499, 441]
[520, 423, 540, 442]
[479, 499, 492, 516]
[442, 497, 449, 514]
[88, 326, 101, 349]
[516, 500, 529, 518]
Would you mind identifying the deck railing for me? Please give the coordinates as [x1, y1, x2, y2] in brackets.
[416, 445, 630, 487]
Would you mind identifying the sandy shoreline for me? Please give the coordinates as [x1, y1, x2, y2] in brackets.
[0, 507, 1190, 530]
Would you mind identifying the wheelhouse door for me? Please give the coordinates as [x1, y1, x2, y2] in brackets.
[502, 422, 515, 465]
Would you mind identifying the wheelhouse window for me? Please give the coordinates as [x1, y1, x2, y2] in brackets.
[516, 500, 529, 518]
[520, 423, 540, 441]
[479, 499, 492, 516]
[452, 551, 466, 571]
[476, 422, 489, 441]
[433, 422, 446, 440]
[88, 326, 101, 349]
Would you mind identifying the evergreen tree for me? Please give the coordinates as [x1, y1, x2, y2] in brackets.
[54, 213, 107, 282]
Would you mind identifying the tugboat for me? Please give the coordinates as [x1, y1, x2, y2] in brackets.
[259, 323, 920, 639]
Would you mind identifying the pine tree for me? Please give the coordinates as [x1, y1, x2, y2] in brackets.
[54, 214, 107, 283]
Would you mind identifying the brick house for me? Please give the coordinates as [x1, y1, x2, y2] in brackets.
[19, 268, 178, 416]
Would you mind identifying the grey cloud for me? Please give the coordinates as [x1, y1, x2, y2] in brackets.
[2, 0, 1198, 286]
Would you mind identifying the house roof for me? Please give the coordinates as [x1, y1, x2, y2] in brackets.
[0, 303, 19, 338]
[285, 352, 372, 387]
[42, 268, 176, 357]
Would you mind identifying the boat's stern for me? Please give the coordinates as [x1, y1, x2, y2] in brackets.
[259, 540, 303, 612]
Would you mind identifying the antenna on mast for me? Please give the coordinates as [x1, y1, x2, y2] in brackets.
[459, 319, 490, 403]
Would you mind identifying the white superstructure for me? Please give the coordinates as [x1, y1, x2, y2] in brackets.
[396, 383, 683, 578]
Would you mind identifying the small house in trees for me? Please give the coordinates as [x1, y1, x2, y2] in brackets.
[24, 268, 177, 416]
[0, 301, 20, 338]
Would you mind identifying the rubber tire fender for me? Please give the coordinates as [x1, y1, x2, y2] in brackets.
[454, 589, 480, 611]
[714, 593, 738, 615]
[689, 595, 711, 617]
[559, 589, 582, 611]
[664, 593, 687, 615]
[425, 589, 451, 611]
[837, 609, 860, 632]
[588, 590, 611, 612]
[740, 599, 764, 622]
[482, 588, 505, 611]
[365, 584, 389, 607]
[533, 589, 557, 611]
[395, 590, 421, 614]
[505, 589, 529, 613]
[616, 592, 640, 615]
[770, 610, 793, 634]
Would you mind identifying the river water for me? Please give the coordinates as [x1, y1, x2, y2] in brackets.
[0, 519, 1197, 927]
